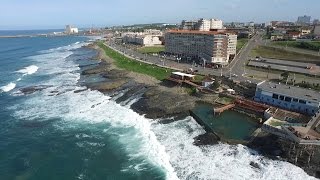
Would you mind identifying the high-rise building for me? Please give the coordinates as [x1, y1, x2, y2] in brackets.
[297, 15, 311, 25]
[181, 18, 223, 31]
[164, 30, 237, 66]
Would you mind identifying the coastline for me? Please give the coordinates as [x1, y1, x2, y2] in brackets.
[83, 42, 320, 178]
[84, 43, 218, 120]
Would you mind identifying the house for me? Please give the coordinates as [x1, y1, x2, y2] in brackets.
[285, 31, 301, 40]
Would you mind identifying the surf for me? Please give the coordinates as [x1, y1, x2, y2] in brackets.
[0, 82, 16, 92]
[16, 65, 39, 76]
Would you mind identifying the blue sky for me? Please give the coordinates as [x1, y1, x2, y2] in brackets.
[0, 0, 319, 30]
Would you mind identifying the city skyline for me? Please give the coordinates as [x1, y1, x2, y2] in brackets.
[1, 0, 320, 30]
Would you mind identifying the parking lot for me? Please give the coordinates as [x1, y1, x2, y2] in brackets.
[248, 58, 320, 76]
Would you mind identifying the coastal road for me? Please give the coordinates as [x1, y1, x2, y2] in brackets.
[226, 31, 265, 82]
[106, 33, 264, 84]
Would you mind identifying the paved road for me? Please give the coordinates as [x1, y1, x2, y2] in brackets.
[227, 31, 265, 82]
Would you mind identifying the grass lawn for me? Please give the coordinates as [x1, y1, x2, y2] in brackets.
[137, 46, 165, 54]
[216, 96, 235, 105]
[272, 41, 320, 51]
[269, 120, 285, 127]
[251, 46, 320, 63]
[97, 42, 172, 80]
[237, 38, 249, 53]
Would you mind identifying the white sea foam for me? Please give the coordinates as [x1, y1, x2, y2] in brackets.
[10, 42, 179, 180]
[16, 65, 39, 76]
[0, 82, 16, 92]
[151, 117, 316, 180]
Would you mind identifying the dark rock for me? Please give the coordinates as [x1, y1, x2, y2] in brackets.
[20, 85, 52, 95]
[74, 89, 87, 93]
[193, 133, 219, 146]
[250, 161, 261, 169]
[131, 87, 197, 119]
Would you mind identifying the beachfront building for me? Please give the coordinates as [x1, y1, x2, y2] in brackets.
[164, 30, 237, 66]
[254, 81, 320, 115]
[65, 25, 79, 34]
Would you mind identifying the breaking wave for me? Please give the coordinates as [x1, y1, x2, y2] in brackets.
[0, 82, 16, 92]
[16, 65, 38, 76]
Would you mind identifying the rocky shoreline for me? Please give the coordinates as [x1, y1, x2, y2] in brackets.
[83, 43, 320, 179]
[83, 43, 217, 119]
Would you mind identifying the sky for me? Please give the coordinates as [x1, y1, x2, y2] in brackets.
[0, 0, 319, 30]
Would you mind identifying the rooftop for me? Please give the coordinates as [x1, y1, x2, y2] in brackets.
[257, 81, 320, 102]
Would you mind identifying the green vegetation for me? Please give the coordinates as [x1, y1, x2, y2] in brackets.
[269, 120, 285, 127]
[216, 96, 235, 105]
[97, 42, 172, 80]
[193, 75, 205, 83]
[137, 46, 165, 54]
[251, 46, 320, 63]
[272, 41, 320, 51]
[186, 87, 197, 95]
[209, 81, 220, 90]
[237, 38, 249, 53]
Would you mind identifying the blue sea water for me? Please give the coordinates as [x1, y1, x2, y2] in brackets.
[0, 29, 64, 36]
[0, 34, 316, 180]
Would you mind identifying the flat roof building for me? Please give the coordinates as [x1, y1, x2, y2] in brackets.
[254, 81, 320, 115]
[164, 30, 237, 66]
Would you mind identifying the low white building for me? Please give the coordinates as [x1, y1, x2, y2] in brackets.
[65, 25, 79, 34]
[123, 34, 162, 46]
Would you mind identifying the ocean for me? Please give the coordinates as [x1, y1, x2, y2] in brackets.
[0, 33, 316, 180]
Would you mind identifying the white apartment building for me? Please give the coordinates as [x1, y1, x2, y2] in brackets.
[123, 34, 162, 46]
[210, 19, 224, 29]
[227, 34, 237, 58]
[165, 30, 237, 66]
